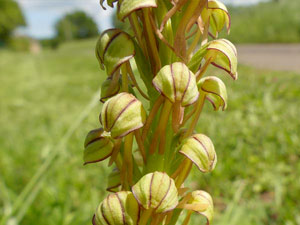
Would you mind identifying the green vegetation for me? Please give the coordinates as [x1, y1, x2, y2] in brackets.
[55, 11, 99, 42]
[228, 0, 300, 43]
[0, 39, 299, 225]
[0, 0, 26, 44]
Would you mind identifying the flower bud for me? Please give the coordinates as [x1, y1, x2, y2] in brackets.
[100, 76, 121, 103]
[198, 76, 227, 111]
[118, 0, 157, 21]
[205, 39, 238, 80]
[93, 191, 140, 225]
[100, 93, 146, 139]
[180, 134, 217, 173]
[188, 191, 214, 224]
[152, 62, 199, 107]
[107, 168, 121, 192]
[202, 0, 231, 38]
[84, 128, 114, 165]
[96, 29, 135, 76]
[132, 172, 178, 213]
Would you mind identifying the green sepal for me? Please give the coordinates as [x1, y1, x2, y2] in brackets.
[152, 62, 199, 106]
[198, 76, 227, 111]
[202, 0, 231, 38]
[100, 93, 146, 139]
[100, 76, 121, 103]
[94, 191, 140, 225]
[188, 191, 214, 225]
[83, 128, 114, 165]
[118, 0, 157, 21]
[107, 168, 121, 192]
[132, 172, 178, 213]
[205, 39, 238, 80]
[180, 134, 217, 173]
[96, 29, 135, 76]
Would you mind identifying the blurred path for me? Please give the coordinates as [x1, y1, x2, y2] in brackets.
[237, 44, 300, 73]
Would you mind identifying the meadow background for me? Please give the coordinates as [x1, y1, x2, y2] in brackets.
[1, 0, 300, 224]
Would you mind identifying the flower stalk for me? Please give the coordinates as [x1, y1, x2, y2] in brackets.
[83, 0, 239, 224]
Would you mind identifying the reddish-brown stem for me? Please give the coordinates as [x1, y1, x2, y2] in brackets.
[142, 96, 164, 141]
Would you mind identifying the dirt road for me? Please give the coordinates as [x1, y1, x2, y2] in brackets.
[236, 44, 300, 73]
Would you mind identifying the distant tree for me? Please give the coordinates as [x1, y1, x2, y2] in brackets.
[55, 11, 99, 42]
[0, 0, 26, 43]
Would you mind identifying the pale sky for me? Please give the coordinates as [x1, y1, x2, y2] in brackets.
[16, 0, 267, 39]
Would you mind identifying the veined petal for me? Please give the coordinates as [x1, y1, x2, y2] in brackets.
[100, 93, 146, 139]
[153, 62, 199, 107]
[180, 134, 217, 173]
[132, 172, 179, 213]
[118, 0, 157, 21]
[96, 29, 135, 76]
[94, 191, 140, 225]
[205, 39, 238, 80]
[198, 76, 227, 111]
[83, 128, 114, 165]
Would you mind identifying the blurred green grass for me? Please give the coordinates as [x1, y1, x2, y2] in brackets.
[227, 0, 300, 43]
[0, 39, 299, 225]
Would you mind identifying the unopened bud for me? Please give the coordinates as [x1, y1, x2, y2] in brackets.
[100, 93, 146, 139]
[180, 134, 217, 173]
[84, 128, 114, 165]
[132, 172, 178, 213]
[93, 191, 140, 225]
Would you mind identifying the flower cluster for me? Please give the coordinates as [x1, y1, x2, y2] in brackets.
[83, 0, 238, 224]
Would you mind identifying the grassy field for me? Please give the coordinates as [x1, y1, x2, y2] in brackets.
[0, 39, 299, 225]
[227, 0, 300, 43]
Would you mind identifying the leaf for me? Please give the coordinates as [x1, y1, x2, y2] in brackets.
[188, 42, 209, 73]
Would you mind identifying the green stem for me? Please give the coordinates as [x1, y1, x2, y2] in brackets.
[181, 211, 192, 225]
[187, 29, 202, 60]
[123, 133, 134, 188]
[121, 63, 128, 92]
[139, 209, 154, 225]
[142, 96, 164, 141]
[142, 8, 161, 73]
[184, 92, 206, 138]
[126, 62, 149, 100]
[129, 13, 148, 56]
[175, 159, 192, 188]
[196, 57, 213, 82]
